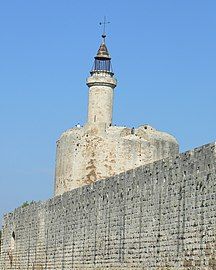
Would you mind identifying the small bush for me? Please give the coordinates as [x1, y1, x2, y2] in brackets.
[21, 201, 35, 208]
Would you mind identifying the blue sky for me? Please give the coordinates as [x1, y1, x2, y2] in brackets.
[0, 1, 216, 223]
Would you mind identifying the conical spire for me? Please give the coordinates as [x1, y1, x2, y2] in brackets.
[95, 42, 111, 60]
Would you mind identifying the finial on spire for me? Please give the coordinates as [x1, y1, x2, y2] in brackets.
[99, 16, 110, 43]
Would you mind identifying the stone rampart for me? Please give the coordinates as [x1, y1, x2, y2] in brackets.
[0, 142, 215, 269]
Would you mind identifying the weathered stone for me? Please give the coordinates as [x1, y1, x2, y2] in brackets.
[54, 123, 179, 195]
[1, 142, 215, 269]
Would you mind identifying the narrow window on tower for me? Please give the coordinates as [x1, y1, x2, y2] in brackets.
[94, 115, 96, 122]
[11, 231, 15, 250]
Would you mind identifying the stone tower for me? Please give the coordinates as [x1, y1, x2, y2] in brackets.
[54, 35, 179, 196]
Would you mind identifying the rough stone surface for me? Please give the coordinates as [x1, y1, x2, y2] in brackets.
[1, 142, 215, 269]
[87, 71, 117, 126]
[54, 124, 179, 196]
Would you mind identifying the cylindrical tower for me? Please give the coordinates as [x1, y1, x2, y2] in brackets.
[86, 40, 117, 127]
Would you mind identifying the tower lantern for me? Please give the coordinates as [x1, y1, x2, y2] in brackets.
[91, 42, 113, 74]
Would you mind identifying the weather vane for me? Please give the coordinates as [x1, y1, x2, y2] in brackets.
[99, 16, 110, 42]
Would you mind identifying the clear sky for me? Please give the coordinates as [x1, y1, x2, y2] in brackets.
[0, 1, 216, 224]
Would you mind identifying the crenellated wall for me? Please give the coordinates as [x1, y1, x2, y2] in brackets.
[1, 142, 215, 269]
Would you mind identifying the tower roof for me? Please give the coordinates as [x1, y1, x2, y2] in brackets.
[95, 42, 111, 60]
[91, 40, 113, 74]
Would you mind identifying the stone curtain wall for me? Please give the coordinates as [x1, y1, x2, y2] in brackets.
[0, 143, 216, 270]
